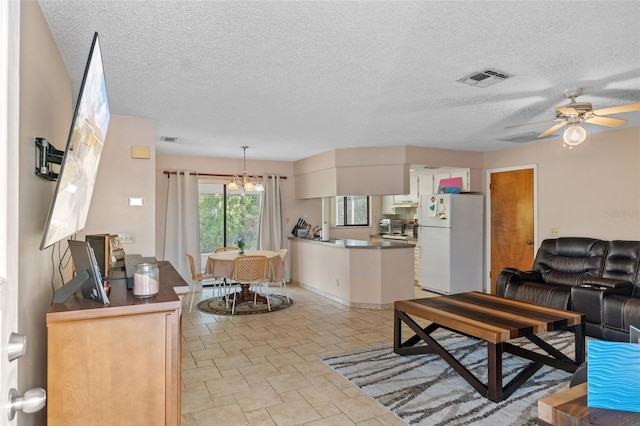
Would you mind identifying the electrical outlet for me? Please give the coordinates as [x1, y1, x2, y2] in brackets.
[551, 228, 559, 237]
[336, 279, 340, 287]
[119, 232, 135, 244]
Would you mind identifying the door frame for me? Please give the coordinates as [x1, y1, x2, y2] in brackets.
[484, 164, 538, 292]
[1, 0, 21, 422]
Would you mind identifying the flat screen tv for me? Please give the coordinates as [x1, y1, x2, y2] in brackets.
[40, 32, 110, 250]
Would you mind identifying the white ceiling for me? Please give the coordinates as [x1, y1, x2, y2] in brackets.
[38, 1, 640, 162]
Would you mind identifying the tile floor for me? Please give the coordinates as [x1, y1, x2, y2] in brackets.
[180, 284, 435, 425]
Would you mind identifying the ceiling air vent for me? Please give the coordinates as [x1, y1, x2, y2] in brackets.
[160, 136, 178, 142]
[457, 69, 512, 88]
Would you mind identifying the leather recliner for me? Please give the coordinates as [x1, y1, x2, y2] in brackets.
[571, 240, 640, 340]
[497, 237, 640, 341]
[496, 237, 609, 310]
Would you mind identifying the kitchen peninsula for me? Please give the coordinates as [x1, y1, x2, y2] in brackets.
[289, 237, 415, 309]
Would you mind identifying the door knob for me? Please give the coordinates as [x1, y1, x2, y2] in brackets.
[7, 333, 26, 362]
[526, 240, 533, 245]
[8, 388, 47, 420]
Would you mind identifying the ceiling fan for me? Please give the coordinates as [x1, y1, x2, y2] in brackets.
[505, 88, 640, 148]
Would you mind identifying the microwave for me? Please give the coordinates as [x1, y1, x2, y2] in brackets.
[379, 219, 403, 234]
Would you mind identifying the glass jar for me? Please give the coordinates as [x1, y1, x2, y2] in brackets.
[133, 263, 159, 298]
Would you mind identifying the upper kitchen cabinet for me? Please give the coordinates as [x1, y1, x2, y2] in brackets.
[393, 174, 419, 203]
[382, 195, 394, 214]
[420, 168, 482, 194]
[418, 174, 434, 197]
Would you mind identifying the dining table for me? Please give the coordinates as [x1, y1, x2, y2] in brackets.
[205, 250, 284, 306]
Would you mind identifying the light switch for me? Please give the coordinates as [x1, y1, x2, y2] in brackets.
[128, 197, 144, 207]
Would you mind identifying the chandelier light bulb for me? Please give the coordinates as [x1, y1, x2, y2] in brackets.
[563, 124, 587, 148]
[228, 146, 265, 192]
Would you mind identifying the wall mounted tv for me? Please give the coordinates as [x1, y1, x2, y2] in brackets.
[40, 32, 110, 250]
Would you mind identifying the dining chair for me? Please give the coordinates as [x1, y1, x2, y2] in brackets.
[215, 246, 239, 253]
[232, 255, 268, 314]
[185, 253, 228, 313]
[252, 249, 290, 305]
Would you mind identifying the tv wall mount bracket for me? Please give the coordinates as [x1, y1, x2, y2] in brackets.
[35, 137, 63, 181]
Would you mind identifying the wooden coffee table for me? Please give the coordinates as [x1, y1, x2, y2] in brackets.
[394, 292, 585, 402]
[538, 383, 640, 425]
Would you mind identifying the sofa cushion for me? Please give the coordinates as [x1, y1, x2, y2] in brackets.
[602, 240, 640, 291]
[533, 238, 608, 285]
[508, 281, 572, 310]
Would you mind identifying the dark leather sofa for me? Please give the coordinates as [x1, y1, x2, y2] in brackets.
[496, 237, 640, 341]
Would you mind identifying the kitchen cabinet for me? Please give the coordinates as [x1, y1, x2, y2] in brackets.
[418, 174, 433, 199]
[393, 175, 419, 203]
[382, 195, 394, 214]
[422, 168, 477, 194]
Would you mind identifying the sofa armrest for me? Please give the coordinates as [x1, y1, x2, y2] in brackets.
[496, 268, 543, 297]
[571, 281, 634, 326]
[581, 277, 633, 290]
[508, 269, 542, 282]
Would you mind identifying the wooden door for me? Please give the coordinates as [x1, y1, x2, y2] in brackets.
[490, 169, 534, 293]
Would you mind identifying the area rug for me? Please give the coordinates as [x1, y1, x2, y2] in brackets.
[322, 330, 576, 425]
[196, 294, 293, 315]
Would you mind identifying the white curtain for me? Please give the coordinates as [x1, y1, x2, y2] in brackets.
[163, 171, 200, 282]
[258, 174, 283, 251]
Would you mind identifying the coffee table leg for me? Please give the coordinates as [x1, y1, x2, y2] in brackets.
[487, 343, 503, 402]
[394, 310, 401, 352]
[575, 323, 585, 365]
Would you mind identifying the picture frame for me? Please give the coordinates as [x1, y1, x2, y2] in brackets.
[109, 234, 125, 261]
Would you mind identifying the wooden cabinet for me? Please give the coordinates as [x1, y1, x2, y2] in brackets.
[47, 261, 184, 426]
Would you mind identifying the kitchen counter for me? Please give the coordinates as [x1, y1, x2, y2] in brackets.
[289, 236, 411, 249]
[289, 237, 415, 309]
[370, 233, 417, 243]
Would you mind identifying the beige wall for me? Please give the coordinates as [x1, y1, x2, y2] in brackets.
[484, 126, 640, 241]
[294, 145, 485, 198]
[80, 115, 156, 256]
[155, 154, 322, 258]
[18, 2, 72, 424]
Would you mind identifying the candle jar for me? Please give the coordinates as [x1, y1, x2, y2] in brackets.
[133, 263, 159, 298]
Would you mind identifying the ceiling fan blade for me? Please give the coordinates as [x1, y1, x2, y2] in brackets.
[584, 116, 628, 127]
[556, 106, 579, 116]
[591, 103, 640, 116]
[504, 118, 560, 129]
[538, 122, 566, 138]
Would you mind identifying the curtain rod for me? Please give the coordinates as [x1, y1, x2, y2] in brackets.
[163, 170, 287, 179]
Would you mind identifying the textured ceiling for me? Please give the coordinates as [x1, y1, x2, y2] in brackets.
[38, 1, 640, 161]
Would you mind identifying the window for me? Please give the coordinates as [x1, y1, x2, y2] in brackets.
[199, 182, 262, 254]
[336, 196, 370, 226]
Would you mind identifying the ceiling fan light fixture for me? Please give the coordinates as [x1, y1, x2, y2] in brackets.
[563, 124, 587, 149]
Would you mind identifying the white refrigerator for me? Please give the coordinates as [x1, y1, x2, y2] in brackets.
[418, 193, 484, 294]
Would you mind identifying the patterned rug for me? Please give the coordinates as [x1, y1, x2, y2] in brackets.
[322, 330, 575, 425]
[196, 294, 293, 315]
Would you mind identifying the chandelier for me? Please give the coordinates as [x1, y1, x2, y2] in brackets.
[228, 146, 264, 192]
